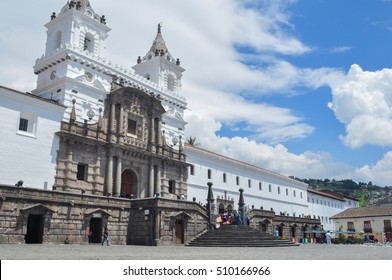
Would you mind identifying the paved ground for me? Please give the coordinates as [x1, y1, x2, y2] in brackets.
[0, 243, 391, 260]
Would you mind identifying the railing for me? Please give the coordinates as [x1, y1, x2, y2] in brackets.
[347, 228, 356, 233]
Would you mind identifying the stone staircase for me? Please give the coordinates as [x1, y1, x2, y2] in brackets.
[186, 225, 299, 247]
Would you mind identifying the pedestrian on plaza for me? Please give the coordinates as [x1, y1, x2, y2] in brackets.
[382, 232, 387, 246]
[87, 229, 93, 244]
[102, 227, 109, 246]
[325, 231, 332, 245]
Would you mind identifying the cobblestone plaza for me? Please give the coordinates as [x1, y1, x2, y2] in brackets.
[1, 243, 391, 260]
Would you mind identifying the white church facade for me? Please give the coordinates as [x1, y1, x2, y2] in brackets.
[0, 1, 354, 244]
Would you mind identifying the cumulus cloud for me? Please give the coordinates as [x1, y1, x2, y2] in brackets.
[185, 113, 354, 180]
[357, 151, 392, 186]
[328, 64, 392, 148]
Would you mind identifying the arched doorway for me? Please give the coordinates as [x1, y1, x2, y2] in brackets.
[278, 223, 285, 237]
[218, 203, 225, 214]
[291, 224, 297, 238]
[121, 169, 137, 198]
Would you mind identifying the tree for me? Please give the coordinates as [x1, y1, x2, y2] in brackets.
[185, 136, 201, 147]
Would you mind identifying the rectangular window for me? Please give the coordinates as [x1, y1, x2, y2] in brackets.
[128, 119, 137, 134]
[277, 186, 280, 194]
[293, 190, 296, 197]
[347, 221, 355, 232]
[300, 192, 303, 199]
[286, 188, 289, 196]
[207, 169, 212, 179]
[236, 176, 240, 186]
[269, 184, 271, 192]
[168, 180, 176, 194]
[77, 163, 88, 181]
[248, 179, 251, 188]
[189, 165, 194, 176]
[384, 219, 392, 232]
[17, 112, 37, 136]
[364, 220, 372, 233]
[259, 182, 262, 191]
[223, 173, 227, 183]
[19, 118, 29, 131]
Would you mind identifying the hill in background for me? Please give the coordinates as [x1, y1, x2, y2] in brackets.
[289, 177, 392, 207]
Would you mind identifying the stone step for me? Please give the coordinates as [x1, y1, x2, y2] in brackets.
[186, 225, 298, 247]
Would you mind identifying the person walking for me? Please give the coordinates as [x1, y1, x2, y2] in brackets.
[102, 227, 109, 246]
[325, 231, 332, 245]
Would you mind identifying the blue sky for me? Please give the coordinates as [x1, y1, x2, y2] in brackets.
[2, 0, 392, 186]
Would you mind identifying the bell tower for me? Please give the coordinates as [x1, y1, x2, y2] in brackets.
[32, 1, 112, 123]
[133, 24, 187, 148]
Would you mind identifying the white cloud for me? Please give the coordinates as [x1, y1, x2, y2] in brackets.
[185, 113, 354, 180]
[328, 64, 392, 148]
[357, 151, 392, 186]
[184, 83, 314, 143]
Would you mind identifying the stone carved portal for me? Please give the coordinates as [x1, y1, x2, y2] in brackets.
[121, 169, 138, 198]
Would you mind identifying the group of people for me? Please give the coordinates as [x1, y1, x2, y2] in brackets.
[216, 210, 250, 226]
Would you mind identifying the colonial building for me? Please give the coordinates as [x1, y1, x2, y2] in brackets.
[0, 1, 354, 245]
[331, 206, 392, 241]
[0, 0, 204, 246]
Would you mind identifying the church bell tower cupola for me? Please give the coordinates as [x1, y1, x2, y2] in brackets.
[133, 24, 184, 94]
[132, 24, 187, 150]
[32, 1, 112, 123]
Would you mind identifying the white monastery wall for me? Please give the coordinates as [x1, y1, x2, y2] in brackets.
[0, 87, 65, 189]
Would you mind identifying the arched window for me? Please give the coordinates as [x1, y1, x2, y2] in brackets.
[55, 31, 62, 49]
[167, 75, 175, 91]
[83, 33, 94, 53]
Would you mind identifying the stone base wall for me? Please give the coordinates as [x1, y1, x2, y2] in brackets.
[127, 198, 208, 246]
[0, 185, 208, 246]
[0, 185, 131, 245]
[250, 209, 321, 239]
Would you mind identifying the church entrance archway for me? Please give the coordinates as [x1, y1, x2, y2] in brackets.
[25, 214, 44, 244]
[121, 169, 137, 198]
[89, 217, 103, 244]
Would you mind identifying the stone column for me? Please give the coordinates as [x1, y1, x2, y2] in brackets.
[149, 164, 155, 197]
[105, 155, 113, 196]
[207, 182, 215, 230]
[114, 156, 122, 197]
[156, 166, 162, 196]
[156, 118, 163, 154]
[109, 103, 116, 142]
[118, 105, 124, 144]
[238, 188, 245, 227]
[149, 116, 155, 152]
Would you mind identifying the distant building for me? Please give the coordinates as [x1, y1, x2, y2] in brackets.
[331, 206, 392, 241]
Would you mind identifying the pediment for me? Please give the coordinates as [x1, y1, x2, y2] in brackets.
[20, 204, 55, 214]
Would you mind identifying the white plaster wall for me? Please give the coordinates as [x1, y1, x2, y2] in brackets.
[0, 88, 64, 189]
[185, 146, 309, 215]
[307, 192, 346, 231]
